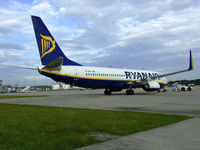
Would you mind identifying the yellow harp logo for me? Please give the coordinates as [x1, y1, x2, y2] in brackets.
[40, 34, 56, 58]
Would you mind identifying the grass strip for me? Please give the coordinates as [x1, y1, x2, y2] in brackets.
[0, 103, 192, 150]
[0, 95, 47, 99]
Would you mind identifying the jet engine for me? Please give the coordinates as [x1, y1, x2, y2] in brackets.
[143, 81, 160, 91]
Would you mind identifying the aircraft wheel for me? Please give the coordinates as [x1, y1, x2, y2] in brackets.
[104, 89, 112, 95]
[188, 87, 192, 91]
[126, 89, 134, 95]
[163, 89, 167, 92]
[108, 90, 112, 95]
[181, 87, 185, 91]
[130, 90, 134, 95]
[157, 89, 160, 92]
[104, 89, 108, 95]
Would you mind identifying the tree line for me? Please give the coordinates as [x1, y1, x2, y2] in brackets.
[168, 79, 200, 85]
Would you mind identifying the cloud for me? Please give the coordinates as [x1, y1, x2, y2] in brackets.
[0, 42, 24, 50]
[0, 0, 200, 86]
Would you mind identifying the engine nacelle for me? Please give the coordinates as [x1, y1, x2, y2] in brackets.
[143, 81, 160, 91]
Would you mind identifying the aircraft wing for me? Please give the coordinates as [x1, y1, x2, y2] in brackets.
[127, 50, 193, 85]
[150, 50, 193, 79]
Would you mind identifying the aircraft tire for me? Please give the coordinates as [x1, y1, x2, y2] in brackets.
[104, 89, 112, 95]
[188, 87, 192, 91]
[104, 89, 108, 95]
[108, 90, 112, 95]
[126, 89, 134, 95]
[181, 87, 186, 91]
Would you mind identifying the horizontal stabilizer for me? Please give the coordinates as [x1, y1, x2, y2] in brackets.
[10, 66, 38, 70]
[42, 57, 63, 71]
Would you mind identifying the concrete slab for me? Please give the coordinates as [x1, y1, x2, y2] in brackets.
[77, 118, 200, 150]
[0, 87, 200, 117]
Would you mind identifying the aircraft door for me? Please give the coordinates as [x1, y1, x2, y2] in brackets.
[73, 69, 79, 81]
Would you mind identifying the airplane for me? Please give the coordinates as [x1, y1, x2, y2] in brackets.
[31, 15, 194, 95]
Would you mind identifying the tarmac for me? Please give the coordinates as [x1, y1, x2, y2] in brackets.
[78, 118, 200, 150]
[0, 87, 200, 150]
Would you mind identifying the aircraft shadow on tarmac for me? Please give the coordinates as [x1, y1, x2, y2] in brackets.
[82, 92, 160, 96]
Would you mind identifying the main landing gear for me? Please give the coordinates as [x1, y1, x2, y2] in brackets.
[126, 89, 134, 95]
[104, 89, 112, 95]
[104, 89, 134, 95]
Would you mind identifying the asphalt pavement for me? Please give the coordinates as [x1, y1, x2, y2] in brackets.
[0, 87, 200, 150]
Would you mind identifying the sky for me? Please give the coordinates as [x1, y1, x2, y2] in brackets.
[0, 0, 200, 86]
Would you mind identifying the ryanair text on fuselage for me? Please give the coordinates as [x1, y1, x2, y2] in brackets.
[125, 71, 160, 79]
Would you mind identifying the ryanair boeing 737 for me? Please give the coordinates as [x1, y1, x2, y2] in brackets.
[31, 16, 194, 95]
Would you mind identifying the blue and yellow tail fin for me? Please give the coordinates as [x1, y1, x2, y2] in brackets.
[31, 15, 82, 66]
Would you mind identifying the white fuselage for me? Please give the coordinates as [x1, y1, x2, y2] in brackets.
[39, 65, 168, 88]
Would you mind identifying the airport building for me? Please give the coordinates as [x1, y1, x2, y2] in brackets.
[52, 82, 71, 90]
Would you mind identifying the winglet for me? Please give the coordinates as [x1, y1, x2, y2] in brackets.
[188, 50, 194, 70]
